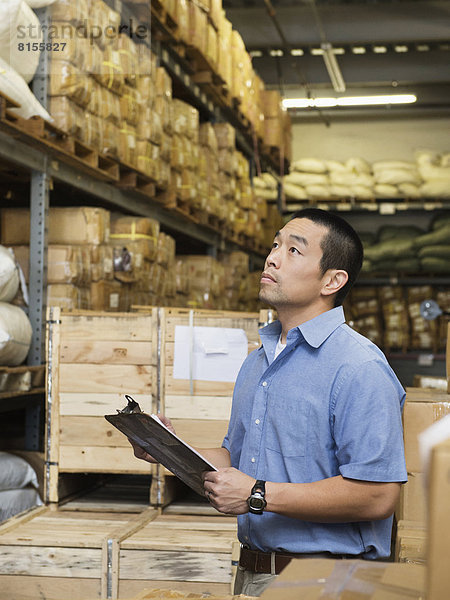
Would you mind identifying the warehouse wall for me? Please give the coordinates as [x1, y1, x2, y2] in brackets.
[291, 117, 450, 162]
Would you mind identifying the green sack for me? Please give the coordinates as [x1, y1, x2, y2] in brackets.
[420, 257, 450, 273]
[365, 238, 416, 262]
[377, 225, 423, 242]
[418, 245, 450, 259]
[413, 224, 450, 248]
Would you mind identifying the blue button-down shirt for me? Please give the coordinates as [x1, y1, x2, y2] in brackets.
[222, 306, 407, 559]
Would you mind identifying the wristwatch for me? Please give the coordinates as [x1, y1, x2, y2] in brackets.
[247, 480, 267, 514]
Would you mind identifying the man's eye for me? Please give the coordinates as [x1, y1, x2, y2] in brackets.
[290, 247, 300, 254]
[272, 242, 279, 248]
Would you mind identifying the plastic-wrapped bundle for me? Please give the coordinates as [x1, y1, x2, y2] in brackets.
[0, 58, 51, 121]
[0, 0, 42, 82]
[0, 303, 32, 366]
[0, 247, 19, 303]
[49, 96, 84, 138]
[50, 61, 92, 108]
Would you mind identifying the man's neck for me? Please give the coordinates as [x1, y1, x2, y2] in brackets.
[277, 302, 333, 344]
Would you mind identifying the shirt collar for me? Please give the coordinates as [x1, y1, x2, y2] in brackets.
[298, 306, 345, 348]
[259, 306, 345, 350]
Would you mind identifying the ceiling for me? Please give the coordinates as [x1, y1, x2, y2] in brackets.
[223, 0, 450, 121]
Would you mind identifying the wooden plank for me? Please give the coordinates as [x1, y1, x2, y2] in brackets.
[118, 549, 231, 583]
[60, 313, 153, 341]
[165, 395, 232, 421]
[59, 446, 152, 473]
[46, 306, 61, 504]
[59, 393, 153, 416]
[0, 506, 48, 536]
[59, 364, 152, 394]
[0, 546, 102, 578]
[169, 419, 228, 449]
[60, 416, 132, 447]
[164, 369, 234, 396]
[0, 575, 101, 600]
[60, 340, 152, 364]
[117, 579, 230, 599]
[164, 315, 260, 343]
[0, 515, 131, 547]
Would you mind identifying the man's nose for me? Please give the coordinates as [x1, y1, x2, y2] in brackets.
[266, 249, 279, 268]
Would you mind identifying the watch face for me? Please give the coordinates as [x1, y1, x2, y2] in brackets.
[250, 497, 265, 509]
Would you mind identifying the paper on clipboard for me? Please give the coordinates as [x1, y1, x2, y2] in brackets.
[105, 398, 216, 497]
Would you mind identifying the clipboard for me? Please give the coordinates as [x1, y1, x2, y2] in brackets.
[105, 396, 217, 497]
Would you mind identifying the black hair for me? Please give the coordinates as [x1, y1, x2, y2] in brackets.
[289, 208, 363, 306]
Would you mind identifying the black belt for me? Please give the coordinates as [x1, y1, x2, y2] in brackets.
[239, 546, 362, 575]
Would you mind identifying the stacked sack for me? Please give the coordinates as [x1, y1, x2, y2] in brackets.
[372, 160, 421, 199]
[362, 225, 424, 273]
[0, 0, 53, 120]
[283, 157, 374, 202]
[360, 214, 450, 275]
[416, 150, 450, 199]
[0, 245, 32, 366]
[412, 213, 450, 273]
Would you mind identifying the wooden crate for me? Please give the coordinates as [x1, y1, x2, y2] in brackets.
[45, 308, 157, 503]
[0, 506, 238, 600]
[117, 513, 239, 598]
[132, 307, 266, 504]
[0, 504, 158, 600]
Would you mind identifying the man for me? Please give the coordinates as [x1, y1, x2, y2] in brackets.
[130, 208, 407, 597]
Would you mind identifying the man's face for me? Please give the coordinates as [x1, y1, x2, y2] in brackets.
[259, 218, 329, 309]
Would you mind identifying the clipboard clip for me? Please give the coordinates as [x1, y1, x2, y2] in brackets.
[117, 394, 142, 414]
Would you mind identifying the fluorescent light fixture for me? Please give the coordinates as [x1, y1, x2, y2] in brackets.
[373, 45, 387, 53]
[321, 43, 346, 93]
[249, 50, 263, 58]
[394, 45, 408, 53]
[269, 49, 284, 57]
[416, 44, 430, 51]
[352, 46, 366, 54]
[282, 94, 417, 109]
[311, 47, 324, 55]
[333, 47, 345, 55]
[291, 48, 304, 56]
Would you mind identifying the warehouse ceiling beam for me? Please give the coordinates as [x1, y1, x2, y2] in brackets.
[225, 2, 450, 48]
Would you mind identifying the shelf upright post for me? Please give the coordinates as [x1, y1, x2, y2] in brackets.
[25, 6, 51, 450]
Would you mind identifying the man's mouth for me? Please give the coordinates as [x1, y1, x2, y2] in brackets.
[261, 272, 276, 283]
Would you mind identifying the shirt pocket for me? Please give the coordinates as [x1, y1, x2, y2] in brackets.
[264, 397, 310, 458]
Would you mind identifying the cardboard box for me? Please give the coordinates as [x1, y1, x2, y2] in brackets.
[1, 207, 110, 246]
[395, 520, 427, 565]
[396, 472, 426, 522]
[427, 437, 450, 600]
[403, 388, 450, 472]
[260, 558, 425, 599]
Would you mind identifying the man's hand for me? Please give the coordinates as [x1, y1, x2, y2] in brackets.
[127, 415, 176, 464]
[202, 467, 255, 515]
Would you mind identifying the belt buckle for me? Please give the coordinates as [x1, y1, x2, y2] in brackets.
[270, 552, 276, 575]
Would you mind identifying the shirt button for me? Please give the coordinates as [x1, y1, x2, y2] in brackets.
[251, 457, 256, 463]
[255, 419, 260, 425]
[262, 381, 268, 387]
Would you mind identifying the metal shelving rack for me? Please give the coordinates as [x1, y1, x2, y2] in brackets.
[0, 3, 282, 448]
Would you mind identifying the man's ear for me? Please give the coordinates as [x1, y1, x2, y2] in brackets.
[321, 269, 348, 297]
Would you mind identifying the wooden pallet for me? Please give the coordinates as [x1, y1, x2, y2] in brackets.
[0, 365, 45, 399]
[0, 91, 119, 183]
[150, 0, 179, 43]
[115, 161, 157, 198]
[0, 505, 238, 600]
